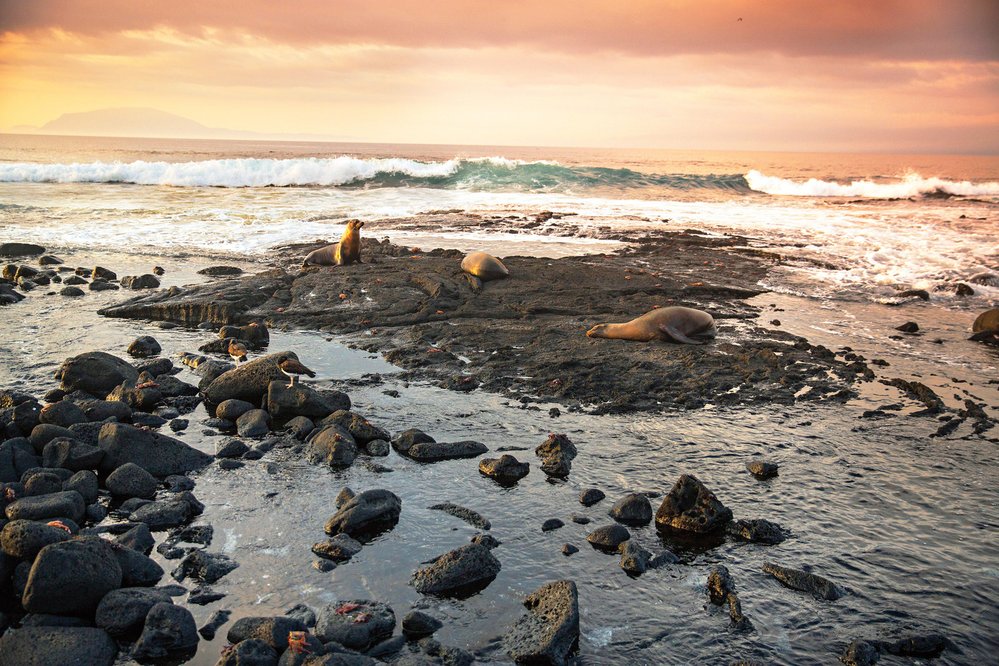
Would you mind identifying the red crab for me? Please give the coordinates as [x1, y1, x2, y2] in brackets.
[287, 631, 312, 655]
[46, 520, 72, 533]
[334, 602, 361, 615]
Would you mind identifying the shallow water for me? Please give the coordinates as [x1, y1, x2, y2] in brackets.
[2, 249, 997, 664]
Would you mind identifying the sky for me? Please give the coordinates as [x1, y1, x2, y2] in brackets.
[1, 0, 998, 153]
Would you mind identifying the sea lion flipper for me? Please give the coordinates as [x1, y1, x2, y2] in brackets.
[661, 324, 705, 345]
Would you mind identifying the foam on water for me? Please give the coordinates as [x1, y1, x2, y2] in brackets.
[746, 169, 999, 198]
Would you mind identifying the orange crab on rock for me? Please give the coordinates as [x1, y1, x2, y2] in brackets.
[46, 520, 72, 533]
[287, 631, 312, 655]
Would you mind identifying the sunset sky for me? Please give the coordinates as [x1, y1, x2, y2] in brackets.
[1, 0, 997, 153]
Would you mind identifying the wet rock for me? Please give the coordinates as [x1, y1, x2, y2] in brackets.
[745, 460, 778, 479]
[187, 587, 225, 605]
[171, 549, 239, 584]
[198, 609, 231, 641]
[121, 274, 161, 290]
[315, 599, 396, 651]
[55, 351, 139, 399]
[106, 381, 162, 412]
[114, 544, 164, 586]
[268, 381, 345, 422]
[42, 436, 102, 472]
[883, 634, 951, 657]
[80, 399, 133, 423]
[95, 587, 173, 637]
[619, 541, 652, 574]
[307, 425, 358, 468]
[319, 410, 389, 444]
[312, 534, 363, 562]
[90, 266, 116, 280]
[707, 565, 752, 631]
[63, 274, 86, 285]
[127, 336, 162, 358]
[219, 321, 270, 347]
[579, 488, 605, 506]
[429, 502, 491, 530]
[89, 279, 119, 292]
[569, 514, 590, 525]
[199, 265, 244, 276]
[406, 439, 488, 462]
[535, 433, 577, 477]
[561, 543, 578, 556]
[895, 321, 919, 333]
[335, 487, 356, 509]
[227, 615, 307, 651]
[955, 283, 974, 296]
[129, 499, 193, 530]
[64, 469, 99, 503]
[0, 519, 72, 559]
[237, 409, 272, 438]
[655, 474, 732, 534]
[730, 518, 788, 545]
[608, 493, 653, 526]
[217, 638, 277, 665]
[98, 422, 212, 477]
[284, 602, 317, 628]
[106, 462, 158, 499]
[365, 438, 389, 456]
[284, 415, 315, 440]
[471, 533, 501, 549]
[479, 454, 530, 483]
[402, 610, 443, 639]
[216, 438, 250, 459]
[39, 254, 63, 265]
[649, 550, 679, 568]
[203, 352, 306, 406]
[217, 398, 255, 421]
[411, 543, 501, 596]
[897, 289, 929, 300]
[325, 489, 402, 537]
[24, 471, 63, 496]
[60, 286, 86, 297]
[762, 562, 845, 601]
[28, 424, 75, 453]
[39, 400, 88, 428]
[0, 242, 45, 256]
[0, 626, 117, 666]
[542, 518, 565, 532]
[116, 523, 155, 554]
[505, 579, 579, 666]
[586, 523, 631, 551]
[841, 639, 883, 666]
[5, 490, 85, 523]
[132, 602, 199, 662]
[391, 428, 436, 454]
[155, 375, 198, 398]
[23, 537, 123, 614]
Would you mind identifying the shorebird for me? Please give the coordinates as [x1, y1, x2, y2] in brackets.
[228, 339, 249, 365]
[279, 356, 316, 387]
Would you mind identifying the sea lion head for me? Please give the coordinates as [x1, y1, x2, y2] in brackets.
[345, 219, 364, 231]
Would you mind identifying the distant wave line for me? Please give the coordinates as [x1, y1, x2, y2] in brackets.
[745, 169, 999, 198]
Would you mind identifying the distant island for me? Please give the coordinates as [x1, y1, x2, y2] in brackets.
[5, 107, 353, 141]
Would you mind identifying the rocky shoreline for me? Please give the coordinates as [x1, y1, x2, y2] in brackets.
[96, 231, 872, 413]
[0, 233, 992, 665]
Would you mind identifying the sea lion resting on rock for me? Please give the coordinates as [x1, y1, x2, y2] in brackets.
[970, 308, 999, 345]
[303, 219, 364, 266]
[586, 306, 716, 344]
[461, 251, 509, 281]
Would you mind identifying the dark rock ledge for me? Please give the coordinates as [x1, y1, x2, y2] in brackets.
[98, 234, 870, 413]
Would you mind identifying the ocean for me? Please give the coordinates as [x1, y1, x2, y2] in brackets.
[1, 134, 998, 664]
[1, 134, 997, 306]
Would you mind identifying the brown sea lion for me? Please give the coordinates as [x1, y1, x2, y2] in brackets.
[461, 251, 509, 281]
[303, 219, 364, 266]
[972, 308, 999, 333]
[586, 306, 716, 344]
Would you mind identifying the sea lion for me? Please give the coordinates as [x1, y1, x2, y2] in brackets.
[586, 306, 716, 344]
[972, 308, 999, 336]
[303, 219, 364, 266]
[461, 251, 509, 281]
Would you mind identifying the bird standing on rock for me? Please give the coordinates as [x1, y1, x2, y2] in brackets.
[279, 356, 316, 387]
[228, 339, 248, 365]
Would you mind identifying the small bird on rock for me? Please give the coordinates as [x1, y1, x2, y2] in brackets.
[228, 339, 249, 365]
[279, 355, 316, 387]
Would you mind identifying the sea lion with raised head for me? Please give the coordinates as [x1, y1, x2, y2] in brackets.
[586, 306, 716, 344]
[303, 219, 364, 267]
[461, 251, 509, 281]
[970, 307, 999, 345]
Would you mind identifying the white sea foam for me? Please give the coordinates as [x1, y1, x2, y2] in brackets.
[746, 169, 999, 198]
[0, 156, 463, 187]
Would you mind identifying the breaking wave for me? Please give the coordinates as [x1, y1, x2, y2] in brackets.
[745, 169, 999, 199]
